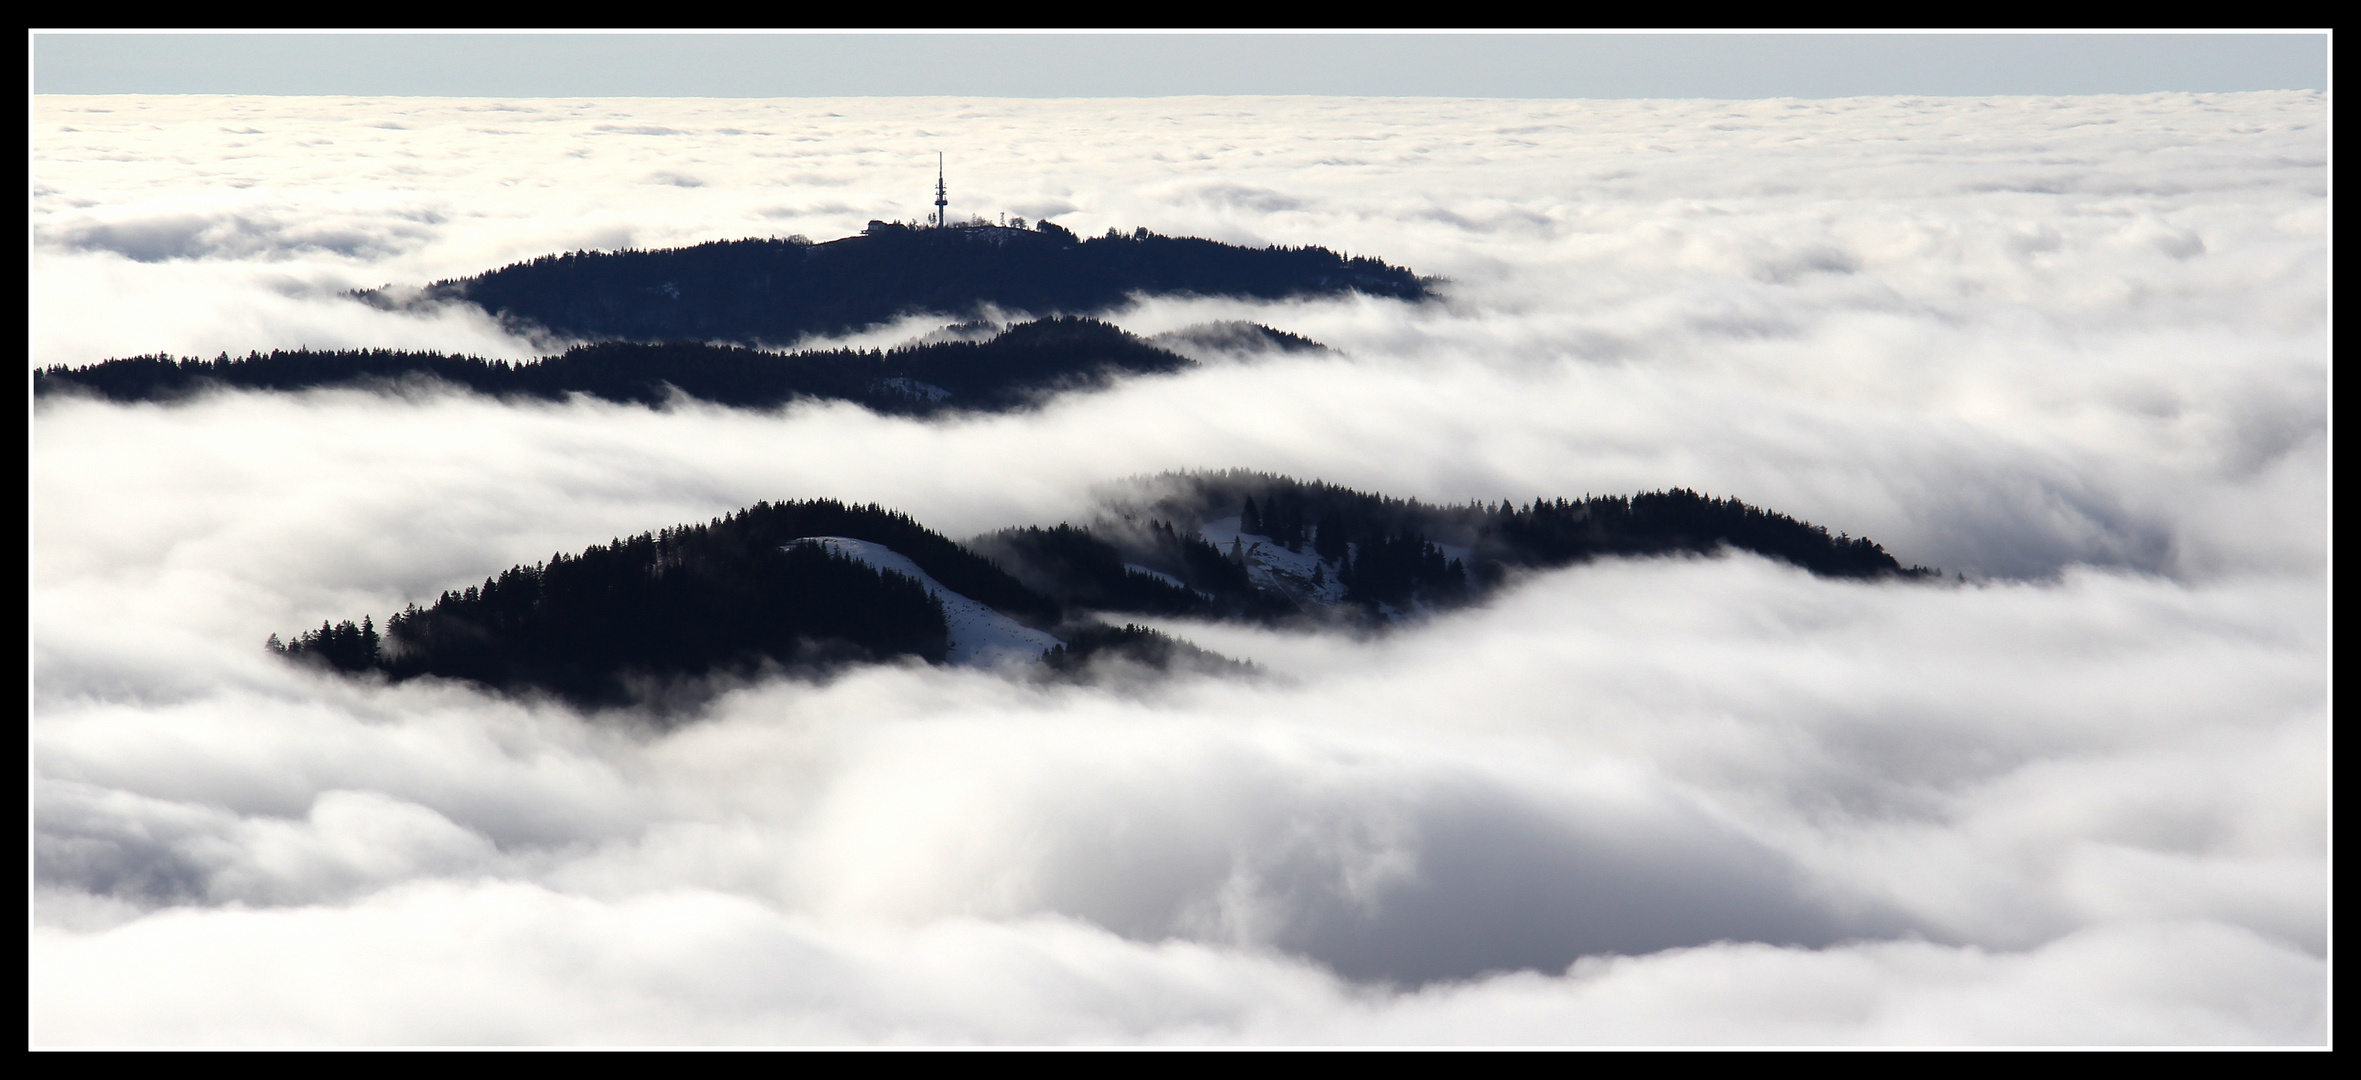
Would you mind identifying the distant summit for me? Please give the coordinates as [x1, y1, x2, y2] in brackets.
[355, 221, 1432, 348]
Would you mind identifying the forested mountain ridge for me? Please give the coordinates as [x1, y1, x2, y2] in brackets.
[274, 499, 1059, 710]
[275, 476, 1933, 711]
[35, 317, 1216, 416]
[356, 220, 1432, 348]
[961, 475, 1930, 627]
[1110, 470, 1939, 609]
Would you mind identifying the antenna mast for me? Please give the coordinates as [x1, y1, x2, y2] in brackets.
[934, 153, 948, 228]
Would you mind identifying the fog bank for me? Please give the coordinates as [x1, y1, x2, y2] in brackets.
[32, 91, 2325, 1045]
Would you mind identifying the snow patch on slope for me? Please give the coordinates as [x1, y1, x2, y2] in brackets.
[1199, 516, 1349, 607]
[788, 537, 1063, 668]
[1197, 517, 1474, 615]
[872, 377, 952, 403]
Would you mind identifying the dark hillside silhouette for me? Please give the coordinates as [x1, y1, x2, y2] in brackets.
[1149, 321, 1331, 358]
[35, 317, 1206, 416]
[271, 479, 1933, 711]
[274, 499, 1057, 709]
[1040, 624, 1259, 681]
[970, 524, 1212, 617]
[1130, 471, 1936, 599]
[358, 221, 1431, 347]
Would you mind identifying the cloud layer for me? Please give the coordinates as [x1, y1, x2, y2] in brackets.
[31, 92, 2326, 1045]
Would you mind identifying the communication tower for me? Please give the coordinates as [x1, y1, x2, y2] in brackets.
[934, 153, 949, 228]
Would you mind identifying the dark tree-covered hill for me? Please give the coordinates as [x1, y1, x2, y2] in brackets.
[1120, 470, 1937, 601]
[1148, 321, 1331, 359]
[968, 524, 1213, 618]
[358, 220, 1432, 347]
[1040, 624, 1260, 681]
[966, 474, 1929, 627]
[272, 477, 1933, 712]
[274, 499, 1059, 709]
[970, 518, 1294, 625]
[34, 317, 1203, 416]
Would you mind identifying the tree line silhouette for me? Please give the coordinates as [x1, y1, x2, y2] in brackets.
[1482, 489, 1918, 579]
[271, 475, 1935, 709]
[273, 498, 1059, 709]
[1040, 623, 1259, 680]
[1148, 470, 1935, 603]
[358, 220, 1432, 348]
[34, 317, 1201, 415]
[939, 472, 1927, 629]
[969, 524, 1212, 617]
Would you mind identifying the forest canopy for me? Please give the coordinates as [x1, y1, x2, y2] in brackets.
[355, 221, 1432, 347]
[273, 498, 1055, 710]
[34, 317, 1211, 416]
[271, 475, 1932, 714]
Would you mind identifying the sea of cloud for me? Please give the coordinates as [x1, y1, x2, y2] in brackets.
[30, 92, 2326, 1045]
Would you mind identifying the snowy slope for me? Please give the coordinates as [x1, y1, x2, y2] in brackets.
[1197, 517, 1473, 615]
[1198, 516, 1349, 607]
[787, 537, 1063, 667]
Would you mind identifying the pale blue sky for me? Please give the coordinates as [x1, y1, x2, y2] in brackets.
[31, 32, 2329, 98]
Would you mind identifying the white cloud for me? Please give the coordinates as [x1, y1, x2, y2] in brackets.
[31, 91, 2325, 1045]
[30, 889, 2324, 1045]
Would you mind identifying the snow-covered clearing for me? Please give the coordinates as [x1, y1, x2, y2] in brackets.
[1196, 516, 1474, 616]
[1199, 516, 1348, 607]
[787, 537, 1062, 667]
[873, 377, 952, 403]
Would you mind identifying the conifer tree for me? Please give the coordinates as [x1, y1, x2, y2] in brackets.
[1315, 509, 1347, 562]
